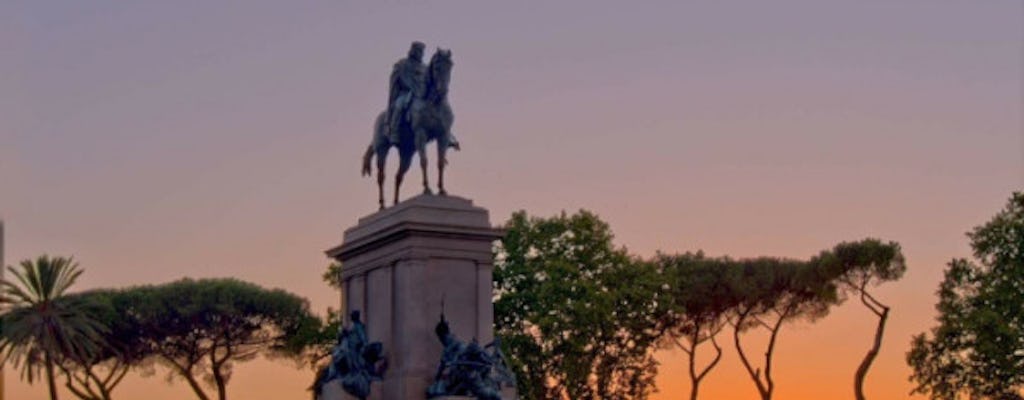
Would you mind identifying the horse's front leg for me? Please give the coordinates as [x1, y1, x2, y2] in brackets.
[416, 134, 432, 195]
[437, 145, 447, 196]
[395, 152, 412, 206]
[376, 153, 386, 210]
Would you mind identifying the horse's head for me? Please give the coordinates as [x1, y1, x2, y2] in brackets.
[427, 49, 453, 99]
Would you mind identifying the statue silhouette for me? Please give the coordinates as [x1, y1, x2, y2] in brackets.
[363, 45, 460, 209]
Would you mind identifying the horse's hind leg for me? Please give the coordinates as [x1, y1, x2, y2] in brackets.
[416, 134, 432, 195]
[437, 144, 447, 196]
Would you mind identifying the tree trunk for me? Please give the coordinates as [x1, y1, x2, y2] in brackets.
[45, 352, 60, 400]
[161, 354, 211, 400]
[63, 364, 121, 400]
[87, 365, 116, 400]
[686, 332, 722, 400]
[855, 304, 889, 400]
[733, 312, 781, 400]
[182, 372, 211, 400]
[99, 363, 130, 400]
[214, 367, 227, 400]
[211, 349, 230, 400]
[173, 363, 211, 400]
[733, 322, 770, 400]
[687, 332, 700, 400]
[761, 318, 782, 400]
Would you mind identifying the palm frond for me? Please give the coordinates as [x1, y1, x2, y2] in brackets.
[0, 255, 107, 391]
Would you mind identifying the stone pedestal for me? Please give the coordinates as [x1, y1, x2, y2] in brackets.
[325, 194, 502, 400]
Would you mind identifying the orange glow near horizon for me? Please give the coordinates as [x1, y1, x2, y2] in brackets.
[2, 1, 1021, 399]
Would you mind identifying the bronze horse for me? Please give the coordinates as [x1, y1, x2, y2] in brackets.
[362, 49, 459, 209]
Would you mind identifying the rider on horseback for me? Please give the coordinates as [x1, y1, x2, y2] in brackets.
[365, 43, 458, 209]
[387, 41, 427, 145]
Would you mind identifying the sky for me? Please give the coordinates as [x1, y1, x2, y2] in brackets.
[1, 1, 1022, 399]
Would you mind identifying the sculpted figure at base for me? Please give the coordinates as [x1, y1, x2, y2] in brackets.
[313, 311, 387, 400]
[362, 42, 461, 209]
[426, 314, 517, 400]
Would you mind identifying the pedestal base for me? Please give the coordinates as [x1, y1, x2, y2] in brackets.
[324, 195, 504, 400]
[318, 381, 363, 400]
[428, 387, 517, 400]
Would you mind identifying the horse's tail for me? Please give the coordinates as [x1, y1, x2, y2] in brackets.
[363, 112, 387, 176]
[447, 132, 460, 151]
[361, 144, 374, 176]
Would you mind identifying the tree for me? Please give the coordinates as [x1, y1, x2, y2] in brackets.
[57, 288, 157, 400]
[322, 262, 343, 291]
[813, 239, 905, 400]
[129, 278, 323, 400]
[0, 255, 106, 400]
[494, 210, 665, 400]
[908, 192, 1024, 400]
[727, 257, 836, 400]
[654, 252, 734, 400]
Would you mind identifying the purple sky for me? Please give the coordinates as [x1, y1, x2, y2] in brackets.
[2, 1, 1021, 398]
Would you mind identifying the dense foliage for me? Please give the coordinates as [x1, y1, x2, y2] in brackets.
[58, 289, 154, 400]
[129, 278, 323, 400]
[654, 252, 734, 400]
[908, 192, 1024, 400]
[7, 277, 325, 400]
[731, 259, 821, 400]
[494, 210, 665, 400]
[495, 209, 907, 400]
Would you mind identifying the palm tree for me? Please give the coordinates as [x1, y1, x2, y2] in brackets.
[0, 255, 106, 400]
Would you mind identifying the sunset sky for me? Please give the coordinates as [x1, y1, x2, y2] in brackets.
[2, 1, 1022, 399]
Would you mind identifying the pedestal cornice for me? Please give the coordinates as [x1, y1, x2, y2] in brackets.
[326, 194, 503, 280]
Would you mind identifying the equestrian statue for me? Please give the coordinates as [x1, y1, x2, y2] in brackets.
[362, 42, 460, 209]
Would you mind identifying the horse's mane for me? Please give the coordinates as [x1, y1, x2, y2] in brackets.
[425, 51, 451, 103]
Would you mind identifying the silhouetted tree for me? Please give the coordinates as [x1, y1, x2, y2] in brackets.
[908, 192, 1024, 400]
[322, 262, 343, 291]
[130, 278, 323, 400]
[58, 289, 155, 400]
[0, 256, 106, 400]
[727, 258, 837, 400]
[654, 252, 735, 400]
[813, 239, 905, 400]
